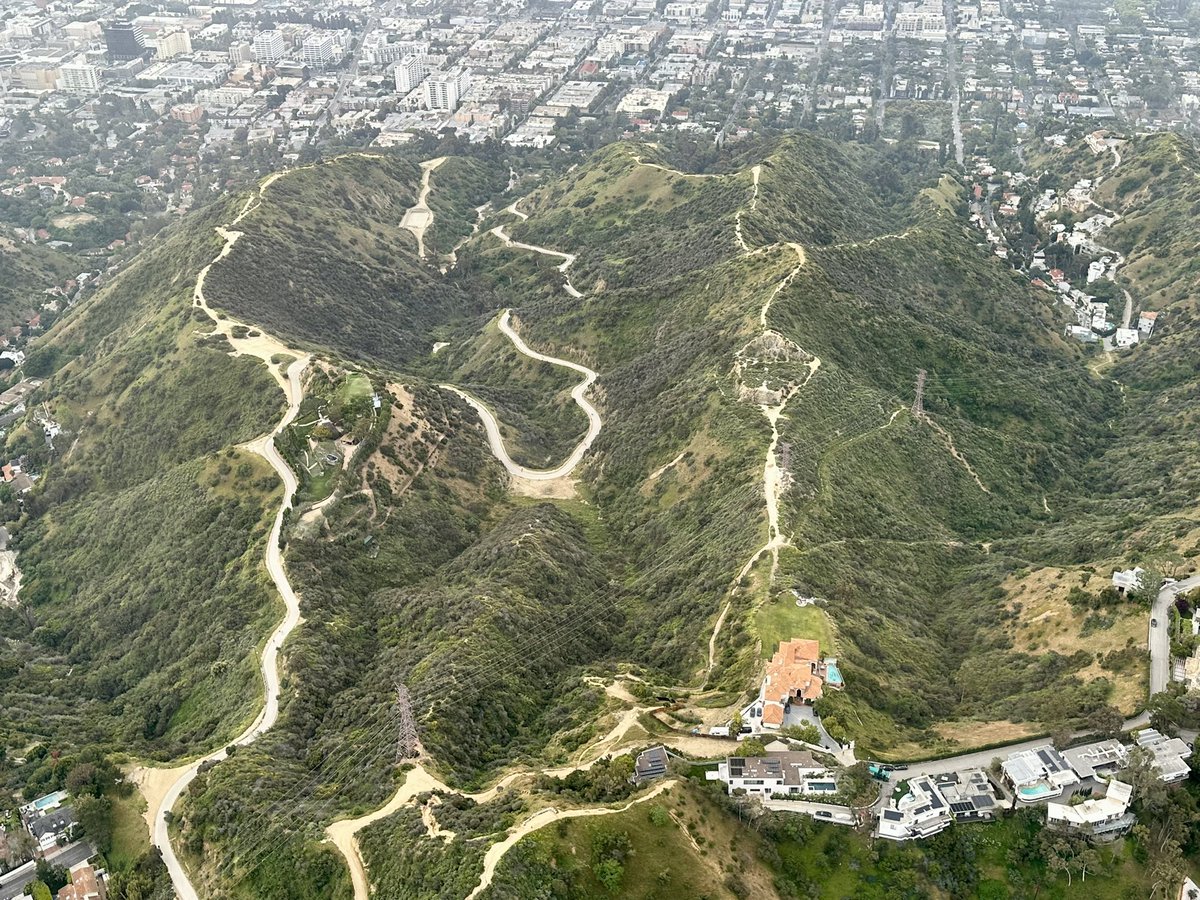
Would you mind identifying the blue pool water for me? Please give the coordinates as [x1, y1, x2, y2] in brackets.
[32, 789, 67, 811]
[1018, 783, 1052, 800]
[826, 663, 843, 685]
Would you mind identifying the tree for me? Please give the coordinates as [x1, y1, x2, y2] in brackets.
[740, 738, 767, 757]
[1088, 705, 1125, 738]
[593, 858, 624, 893]
[26, 882, 51, 900]
[75, 794, 114, 852]
[33, 859, 67, 893]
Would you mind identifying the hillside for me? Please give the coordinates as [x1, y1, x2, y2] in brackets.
[0, 233, 76, 329]
[4, 133, 1192, 899]
[119, 134, 1150, 899]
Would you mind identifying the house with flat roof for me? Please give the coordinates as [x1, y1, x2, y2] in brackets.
[1134, 729, 1192, 783]
[710, 750, 837, 798]
[1062, 739, 1128, 780]
[740, 638, 842, 732]
[876, 769, 999, 841]
[632, 745, 669, 783]
[1001, 746, 1079, 802]
[877, 775, 952, 840]
[1046, 779, 1134, 841]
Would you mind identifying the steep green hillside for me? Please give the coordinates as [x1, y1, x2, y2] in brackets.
[11, 132, 1191, 900]
[156, 135, 1146, 899]
[203, 152, 499, 369]
[0, 203, 287, 767]
[0, 234, 75, 329]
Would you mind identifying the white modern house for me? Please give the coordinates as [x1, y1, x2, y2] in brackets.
[1046, 780, 1135, 840]
[877, 775, 952, 840]
[1001, 746, 1079, 802]
[710, 751, 837, 798]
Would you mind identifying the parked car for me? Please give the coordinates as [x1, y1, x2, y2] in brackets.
[1151, 618, 1158, 627]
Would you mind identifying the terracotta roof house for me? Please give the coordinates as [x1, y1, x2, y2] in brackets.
[744, 639, 844, 732]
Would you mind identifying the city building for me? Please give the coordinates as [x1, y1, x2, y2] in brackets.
[424, 67, 472, 111]
[103, 21, 147, 62]
[59, 59, 101, 94]
[302, 33, 335, 69]
[395, 53, 429, 93]
[153, 29, 193, 60]
[253, 30, 285, 65]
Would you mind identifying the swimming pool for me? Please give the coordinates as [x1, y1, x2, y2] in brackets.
[1017, 783, 1052, 801]
[31, 789, 67, 811]
[825, 663, 843, 685]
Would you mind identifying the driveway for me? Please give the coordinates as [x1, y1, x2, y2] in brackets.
[1151, 575, 1200, 696]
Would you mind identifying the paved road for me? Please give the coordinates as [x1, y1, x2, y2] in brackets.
[1151, 575, 1200, 695]
[441, 309, 601, 481]
[0, 842, 94, 900]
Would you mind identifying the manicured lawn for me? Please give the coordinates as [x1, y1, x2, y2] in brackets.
[336, 372, 372, 405]
[755, 596, 836, 658]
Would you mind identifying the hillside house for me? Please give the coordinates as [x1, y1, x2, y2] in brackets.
[1112, 567, 1144, 594]
[1001, 746, 1079, 802]
[1046, 779, 1134, 840]
[710, 750, 837, 798]
[740, 638, 842, 732]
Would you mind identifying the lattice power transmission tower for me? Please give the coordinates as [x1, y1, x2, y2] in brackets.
[911, 369, 926, 416]
[394, 682, 419, 762]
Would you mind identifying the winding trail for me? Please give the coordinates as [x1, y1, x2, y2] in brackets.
[490, 204, 582, 298]
[704, 174, 818, 676]
[441, 310, 600, 481]
[135, 176, 313, 900]
[401, 157, 447, 260]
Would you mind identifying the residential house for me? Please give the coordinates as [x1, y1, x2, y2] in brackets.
[1063, 739, 1128, 780]
[1046, 779, 1134, 840]
[1134, 729, 1192, 783]
[741, 638, 842, 732]
[632, 745, 669, 783]
[1112, 567, 1144, 594]
[1001, 746, 1079, 802]
[877, 775, 952, 840]
[57, 861, 107, 900]
[710, 751, 837, 798]
[877, 769, 999, 841]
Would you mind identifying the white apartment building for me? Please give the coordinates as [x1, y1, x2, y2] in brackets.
[253, 30, 285, 64]
[59, 59, 101, 94]
[423, 66, 471, 111]
[154, 28, 193, 59]
[395, 53, 429, 93]
[302, 33, 334, 68]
